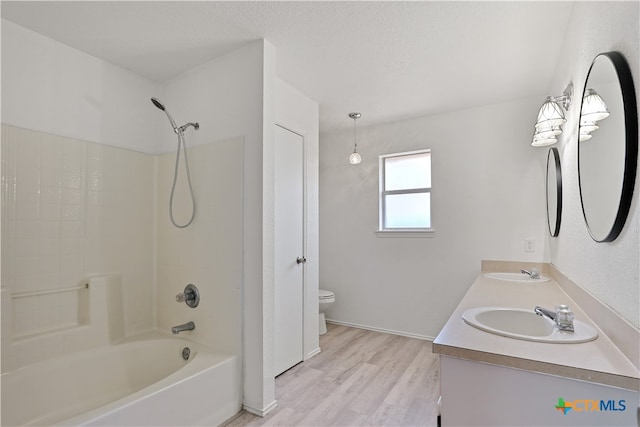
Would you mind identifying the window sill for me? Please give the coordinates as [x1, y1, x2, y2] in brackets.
[375, 229, 435, 238]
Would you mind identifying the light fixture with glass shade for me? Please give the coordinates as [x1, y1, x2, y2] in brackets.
[578, 121, 599, 142]
[581, 89, 610, 121]
[532, 125, 562, 147]
[579, 88, 609, 142]
[348, 112, 362, 165]
[531, 84, 573, 147]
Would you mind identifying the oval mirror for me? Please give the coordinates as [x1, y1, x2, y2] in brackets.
[546, 147, 562, 237]
[578, 52, 637, 242]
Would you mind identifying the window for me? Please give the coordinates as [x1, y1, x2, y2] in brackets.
[378, 149, 432, 236]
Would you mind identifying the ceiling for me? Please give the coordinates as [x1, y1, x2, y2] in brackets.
[1, 1, 574, 133]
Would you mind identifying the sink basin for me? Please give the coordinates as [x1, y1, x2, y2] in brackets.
[462, 307, 598, 343]
[483, 272, 550, 283]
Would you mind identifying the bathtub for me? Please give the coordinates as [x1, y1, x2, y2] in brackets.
[1, 332, 241, 426]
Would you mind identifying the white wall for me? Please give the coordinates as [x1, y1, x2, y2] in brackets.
[1, 20, 160, 154]
[275, 79, 320, 359]
[320, 98, 548, 339]
[320, 2, 640, 338]
[549, 2, 639, 328]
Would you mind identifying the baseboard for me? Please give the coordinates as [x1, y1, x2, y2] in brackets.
[326, 319, 435, 341]
[242, 399, 277, 417]
[305, 346, 321, 360]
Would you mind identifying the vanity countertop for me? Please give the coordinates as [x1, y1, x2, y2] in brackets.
[432, 267, 640, 391]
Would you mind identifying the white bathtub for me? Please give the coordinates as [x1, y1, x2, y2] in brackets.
[1, 332, 241, 426]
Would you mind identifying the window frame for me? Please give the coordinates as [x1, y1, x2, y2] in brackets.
[377, 149, 434, 238]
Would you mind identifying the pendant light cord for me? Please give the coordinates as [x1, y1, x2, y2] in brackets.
[353, 117, 358, 152]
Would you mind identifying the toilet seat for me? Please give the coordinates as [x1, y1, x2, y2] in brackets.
[319, 289, 335, 302]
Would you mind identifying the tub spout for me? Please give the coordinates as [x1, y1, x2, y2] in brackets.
[171, 321, 195, 334]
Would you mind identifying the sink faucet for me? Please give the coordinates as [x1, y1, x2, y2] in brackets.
[171, 321, 195, 334]
[534, 306, 556, 321]
[534, 306, 574, 332]
[521, 268, 540, 279]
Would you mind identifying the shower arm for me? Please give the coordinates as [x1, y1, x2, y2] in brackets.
[178, 122, 200, 133]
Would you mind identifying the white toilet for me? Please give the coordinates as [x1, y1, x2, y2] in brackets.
[318, 289, 335, 335]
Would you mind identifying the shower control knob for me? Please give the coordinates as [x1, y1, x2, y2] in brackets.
[176, 284, 200, 308]
[296, 256, 307, 264]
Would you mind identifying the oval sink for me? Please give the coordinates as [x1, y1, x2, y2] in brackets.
[483, 272, 550, 283]
[462, 307, 598, 343]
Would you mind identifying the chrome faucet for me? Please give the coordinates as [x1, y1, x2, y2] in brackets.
[521, 268, 540, 279]
[534, 306, 556, 321]
[535, 306, 574, 332]
[176, 284, 200, 308]
[171, 321, 195, 334]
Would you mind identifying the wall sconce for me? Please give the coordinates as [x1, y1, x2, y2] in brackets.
[348, 112, 362, 165]
[579, 89, 609, 142]
[579, 121, 599, 142]
[531, 84, 573, 147]
[581, 89, 610, 121]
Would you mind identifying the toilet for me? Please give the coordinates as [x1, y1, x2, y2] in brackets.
[318, 289, 335, 335]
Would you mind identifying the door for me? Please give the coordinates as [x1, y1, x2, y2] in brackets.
[274, 125, 305, 376]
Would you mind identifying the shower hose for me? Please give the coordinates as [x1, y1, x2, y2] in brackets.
[169, 130, 196, 228]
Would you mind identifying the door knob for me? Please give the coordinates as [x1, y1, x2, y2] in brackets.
[296, 256, 307, 264]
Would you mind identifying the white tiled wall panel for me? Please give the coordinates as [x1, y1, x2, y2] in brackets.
[1, 125, 154, 339]
[155, 138, 243, 355]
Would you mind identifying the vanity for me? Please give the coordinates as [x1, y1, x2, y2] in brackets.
[433, 261, 639, 427]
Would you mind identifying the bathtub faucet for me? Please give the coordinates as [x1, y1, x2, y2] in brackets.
[171, 321, 195, 334]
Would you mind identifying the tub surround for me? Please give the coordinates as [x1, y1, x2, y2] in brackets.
[0, 124, 242, 367]
[1, 276, 242, 427]
[1, 124, 155, 345]
[1, 275, 125, 372]
[433, 261, 640, 391]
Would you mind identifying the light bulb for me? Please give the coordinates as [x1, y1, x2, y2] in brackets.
[349, 152, 362, 165]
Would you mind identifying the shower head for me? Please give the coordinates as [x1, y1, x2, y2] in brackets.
[151, 97, 166, 111]
[151, 97, 178, 133]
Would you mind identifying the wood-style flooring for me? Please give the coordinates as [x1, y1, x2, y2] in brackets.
[226, 323, 440, 427]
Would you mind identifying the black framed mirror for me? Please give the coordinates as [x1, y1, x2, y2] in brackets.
[578, 51, 638, 242]
[546, 147, 562, 237]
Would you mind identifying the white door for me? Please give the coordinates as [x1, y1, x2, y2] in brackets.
[274, 125, 305, 376]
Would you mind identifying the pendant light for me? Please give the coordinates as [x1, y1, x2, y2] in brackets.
[348, 112, 362, 165]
